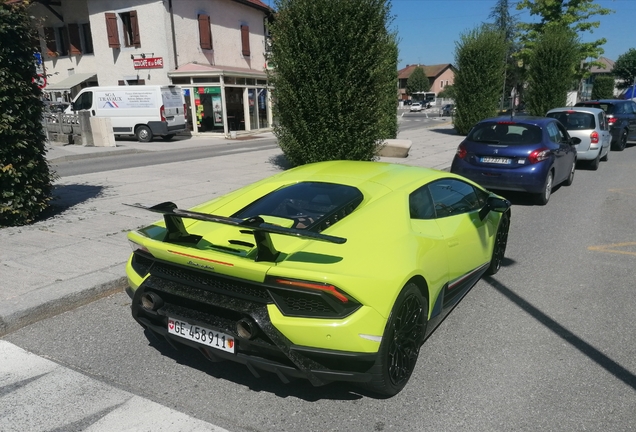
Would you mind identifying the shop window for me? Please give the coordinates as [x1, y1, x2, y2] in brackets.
[198, 14, 212, 50]
[193, 77, 220, 83]
[172, 77, 191, 85]
[241, 25, 250, 56]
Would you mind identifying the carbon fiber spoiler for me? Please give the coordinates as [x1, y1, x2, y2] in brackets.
[125, 202, 346, 262]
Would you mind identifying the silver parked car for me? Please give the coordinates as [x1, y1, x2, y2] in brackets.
[546, 107, 611, 170]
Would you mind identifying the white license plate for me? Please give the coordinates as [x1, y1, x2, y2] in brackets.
[168, 318, 235, 353]
[481, 157, 511, 164]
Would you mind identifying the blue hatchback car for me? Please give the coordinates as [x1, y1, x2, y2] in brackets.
[450, 117, 580, 205]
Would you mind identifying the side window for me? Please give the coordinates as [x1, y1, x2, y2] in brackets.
[74, 92, 93, 111]
[555, 122, 570, 142]
[547, 122, 567, 143]
[631, 102, 636, 114]
[599, 112, 607, 131]
[409, 186, 435, 220]
[428, 179, 484, 218]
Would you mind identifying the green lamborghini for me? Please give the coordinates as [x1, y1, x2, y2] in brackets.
[125, 160, 511, 396]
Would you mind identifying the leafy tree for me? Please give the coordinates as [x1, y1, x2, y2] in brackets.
[516, 0, 613, 78]
[405, 67, 430, 100]
[267, 0, 398, 166]
[525, 26, 580, 116]
[437, 84, 456, 100]
[612, 48, 636, 90]
[1, 1, 53, 227]
[591, 74, 615, 100]
[453, 25, 507, 135]
[489, 0, 524, 109]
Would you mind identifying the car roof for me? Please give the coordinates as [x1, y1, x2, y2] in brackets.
[275, 160, 458, 192]
[576, 99, 628, 105]
[547, 107, 605, 115]
[479, 115, 555, 126]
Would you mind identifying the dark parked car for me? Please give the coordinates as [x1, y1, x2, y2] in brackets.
[574, 99, 636, 151]
[451, 117, 580, 205]
[440, 104, 455, 116]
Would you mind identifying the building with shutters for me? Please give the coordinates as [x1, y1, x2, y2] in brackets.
[31, 0, 273, 136]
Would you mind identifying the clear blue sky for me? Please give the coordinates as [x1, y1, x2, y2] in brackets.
[390, 0, 635, 70]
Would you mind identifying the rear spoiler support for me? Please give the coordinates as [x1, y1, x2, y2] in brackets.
[125, 202, 346, 263]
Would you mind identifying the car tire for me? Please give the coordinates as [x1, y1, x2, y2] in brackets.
[564, 161, 575, 186]
[162, 134, 175, 141]
[135, 125, 153, 142]
[589, 152, 600, 171]
[486, 213, 509, 276]
[601, 147, 609, 162]
[535, 171, 553, 205]
[614, 129, 627, 151]
[366, 282, 427, 397]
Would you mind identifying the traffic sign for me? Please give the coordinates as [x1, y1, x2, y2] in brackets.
[32, 74, 47, 89]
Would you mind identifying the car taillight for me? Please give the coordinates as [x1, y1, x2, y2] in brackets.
[269, 277, 350, 303]
[590, 131, 599, 143]
[160, 105, 166, 121]
[183, 103, 187, 119]
[456, 143, 467, 159]
[608, 116, 617, 124]
[528, 147, 550, 164]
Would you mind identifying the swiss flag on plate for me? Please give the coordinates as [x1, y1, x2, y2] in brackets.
[168, 319, 175, 330]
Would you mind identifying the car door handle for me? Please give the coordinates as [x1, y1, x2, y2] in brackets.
[91, 110, 95, 116]
[448, 238, 459, 247]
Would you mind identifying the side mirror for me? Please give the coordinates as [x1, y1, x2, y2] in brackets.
[479, 196, 511, 220]
[570, 137, 581, 145]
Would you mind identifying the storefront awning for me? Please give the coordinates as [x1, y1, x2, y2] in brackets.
[45, 73, 97, 91]
[169, 63, 266, 79]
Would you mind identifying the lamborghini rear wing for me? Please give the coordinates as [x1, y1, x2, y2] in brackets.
[125, 202, 346, 262]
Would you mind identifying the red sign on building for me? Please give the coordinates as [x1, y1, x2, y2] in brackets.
[133, 57, 164, 69]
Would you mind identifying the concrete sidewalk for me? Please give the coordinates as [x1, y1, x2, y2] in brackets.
[0, 117, 463, 336]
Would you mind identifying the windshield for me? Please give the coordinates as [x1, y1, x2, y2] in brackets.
[233, 182, 363, 231]
[468, 122, 543, 144]
[547, 111, 596, 130]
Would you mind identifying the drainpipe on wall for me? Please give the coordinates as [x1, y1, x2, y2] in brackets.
[169, 0, 178, 70]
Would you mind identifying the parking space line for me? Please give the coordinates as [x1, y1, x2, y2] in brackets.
[588, 242, 636, 257]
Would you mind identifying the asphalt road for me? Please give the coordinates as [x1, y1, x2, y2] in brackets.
[51, 138, 280, 177]
[4, 142, 636, 432]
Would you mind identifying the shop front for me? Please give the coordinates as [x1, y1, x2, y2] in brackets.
[169, 63, 271, 136]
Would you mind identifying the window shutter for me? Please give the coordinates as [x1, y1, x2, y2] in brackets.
[130, 10, 141, 48]
[68, 24, 82, 55]
[137, 79, 145, 85]
[241, 25, 250, 57]
[43, 27, 57, 56]
[105, 13, 120, 48]
[118, 80, 125, 86]
[198, 14, 212, 50]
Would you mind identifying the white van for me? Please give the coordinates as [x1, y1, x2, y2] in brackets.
[67, 85, 187, 142]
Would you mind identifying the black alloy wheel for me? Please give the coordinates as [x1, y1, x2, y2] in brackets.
[615, 129, 627, 151]
[367, 283, 427, 397]
[486, 213, 509, 276]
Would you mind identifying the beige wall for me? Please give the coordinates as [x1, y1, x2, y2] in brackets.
[431, 68, 455, 94]
[34, 0, 268, 88]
